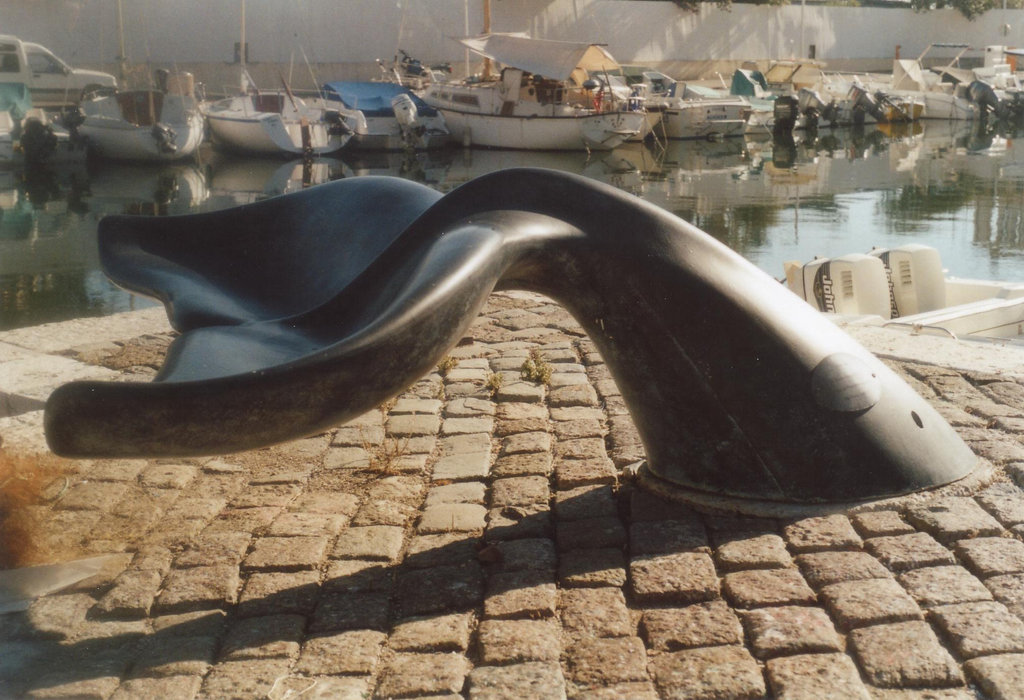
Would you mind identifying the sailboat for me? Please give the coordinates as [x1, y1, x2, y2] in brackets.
[203, 0, 358, 157]
[76, 2, 204, 162]
[422, 33, 647, 151]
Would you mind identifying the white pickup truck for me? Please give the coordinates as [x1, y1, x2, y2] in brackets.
[0, 35, 117, 108]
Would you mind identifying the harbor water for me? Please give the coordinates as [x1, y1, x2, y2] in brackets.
[3, 120, 1024, 331]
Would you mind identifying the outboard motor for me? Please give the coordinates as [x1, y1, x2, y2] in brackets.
[391, 93, 420, 130]
[798, 88, 827, 130]
[967, 80, 1006, 119]
[323, 109, 354, 137]
[849, 84, 887, 124]
[772, 95, 800, 135]
[151, 123, 178, 154]
[20, 118, 58, 166]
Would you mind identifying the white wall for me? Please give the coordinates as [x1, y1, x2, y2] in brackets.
[2, 0, 1022, 79]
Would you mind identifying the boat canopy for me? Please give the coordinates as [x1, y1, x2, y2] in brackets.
[891, 59, 929, 92]
[456, 33, 620, 81]
[730, 69, 767, 98]
[321, 81, 438, 117]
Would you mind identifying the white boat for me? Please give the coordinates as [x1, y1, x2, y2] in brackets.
[422, 33, 647, 151]
[77, 71, 205, 162]
[205, 72, 357, 157]
[887, 44, 980, 121]
[784, 244, 1024, 343]
[626, 69, 750, 140]
[321, 81, 449, 151]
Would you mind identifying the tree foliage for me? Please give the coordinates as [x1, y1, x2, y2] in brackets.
[910, 0, 997, 20]
[667, 0, 1015, 18]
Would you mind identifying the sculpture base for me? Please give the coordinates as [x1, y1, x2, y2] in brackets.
[634, 458, 995, 518]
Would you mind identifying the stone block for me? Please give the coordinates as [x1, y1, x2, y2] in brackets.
[467, 662, 567, 700]
[564, 637, 649, 687]
[557, 516, 626, 551]
[630, 552, 720, 604]
[649, 645, 766, 700]
[331, 525, 404, 561]
[850, 510, 916, 538]
[956, 536, 1024, 578]
[478, 619, 561, 663]
[418, 503, 488, 533]
[930, 600, 1024, 658]
[310, 591, 390, 632]
[489, 538, 557, 572]
[766, 653, 870, 700]
[898, 565, 993, 608]
[390, 613, 474, 652]
[242, 535, 328, 571]
[558, 548, 627, 588]
[964, 653, 1024, 700]
[484, 569, 557, 619]
[396, 562, 483, 617]
[820, 577, 923, 630]
[906, 498, 1004, 544]
[640, 600, 744, 651]
[559, 587, 633, 639]
[741, 605, 842, 659]
[220, 614, 305, 660]
[722, 568, 817, 609]
[490, 476, 550, 508]
[630, 518, 709, 556]
[375, 652, 471, 699]
[237, 571, 319, 617]
[425, 481, 487, 506]
[849, 620, 963, 688]
[501, 431, 551, 455]
[715, 533, 792, 572]
[554, 485, 618, 521]
[294, 630, 386, 675]
[784, 514, 863, 553]
[865, 532, 956, 572]
[554, 457, 617, 488]
[795, 550, 891, 589]
[155, 565, 240, 613]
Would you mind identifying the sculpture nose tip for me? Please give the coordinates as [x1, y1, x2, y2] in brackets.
[810, 352, 882, 413]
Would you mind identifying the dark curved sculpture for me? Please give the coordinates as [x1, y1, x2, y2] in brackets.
[44, 168, 978, 505]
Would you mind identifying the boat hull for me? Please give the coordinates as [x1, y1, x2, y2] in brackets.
[438, 108, 645, 151]
[80, 111, 204, 162]
[651, 100, 750, 140]
[207, 112, 346, 156]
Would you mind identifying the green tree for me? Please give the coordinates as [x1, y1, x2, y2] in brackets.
[910, 0, 997, 19]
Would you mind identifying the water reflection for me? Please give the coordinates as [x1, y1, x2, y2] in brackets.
[4, 120, 1024, 331]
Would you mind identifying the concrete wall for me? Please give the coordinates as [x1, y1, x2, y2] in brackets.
[2, 0, 1023, 88]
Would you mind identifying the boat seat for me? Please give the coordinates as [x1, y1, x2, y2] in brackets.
[45, 168, 978, 507]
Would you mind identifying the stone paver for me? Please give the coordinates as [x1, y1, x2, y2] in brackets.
[7, 290, 1024, 699]
[849, 621, 964, 688]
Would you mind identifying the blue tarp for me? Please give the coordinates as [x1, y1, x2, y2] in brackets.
[321, 81, 438, 118]
[0, 82, 31, 122]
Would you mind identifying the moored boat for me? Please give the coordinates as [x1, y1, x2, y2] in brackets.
[627, 69, 751, 140]
[204, 73, 357, 157]
[784, 244, 1024, 343]
[77, 71, 205, 162]
[422, 33, 647, 151]
[320, 81, 449, 151]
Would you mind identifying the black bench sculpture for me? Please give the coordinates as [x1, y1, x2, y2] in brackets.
[44, 168, 978, 507]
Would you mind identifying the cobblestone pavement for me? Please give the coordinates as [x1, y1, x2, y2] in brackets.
[3, 291, 1024, 699]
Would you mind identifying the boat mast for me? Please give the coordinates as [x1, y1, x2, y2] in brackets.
[482, 0, 492, 80]
[116, 0, 127, 82]
[240, 0, 248, 93]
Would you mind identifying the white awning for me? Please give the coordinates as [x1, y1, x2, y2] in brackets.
[455, 33, 620, 81]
